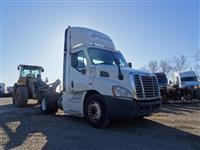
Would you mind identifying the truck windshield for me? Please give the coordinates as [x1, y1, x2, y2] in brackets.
[88, 48, 128, 67]
[181, 77, 198, 82]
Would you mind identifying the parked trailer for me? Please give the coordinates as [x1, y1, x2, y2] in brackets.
[40, 26, 161, 128]
[0, 83, 5, 97]
[7, 86, 13, 97]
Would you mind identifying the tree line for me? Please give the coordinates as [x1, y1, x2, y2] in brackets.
[143, 49, 200, 79]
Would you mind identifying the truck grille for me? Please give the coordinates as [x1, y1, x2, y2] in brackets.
[134, 75, 160, 99]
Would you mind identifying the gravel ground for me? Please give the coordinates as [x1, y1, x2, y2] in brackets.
[0, 97, 200, 150]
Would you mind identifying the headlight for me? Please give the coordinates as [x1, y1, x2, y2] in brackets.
[112, 85, 132, 98]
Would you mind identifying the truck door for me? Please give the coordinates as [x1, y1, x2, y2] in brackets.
[71, 50, 91, 92]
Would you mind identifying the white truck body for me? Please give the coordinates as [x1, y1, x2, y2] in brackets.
[61, 27, 161, 119]
[7, 86, 14, 96]
[0, 83, 5, 95]
[173, 71, 200, 88]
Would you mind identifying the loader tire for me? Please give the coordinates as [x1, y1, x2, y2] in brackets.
[40, 94, 59, 114]
[14, 86, 28, 107]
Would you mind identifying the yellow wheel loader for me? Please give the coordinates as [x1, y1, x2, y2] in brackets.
[13, 64, 60, 107]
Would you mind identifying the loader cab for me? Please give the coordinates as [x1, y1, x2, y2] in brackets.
[17, 64, 44, 79]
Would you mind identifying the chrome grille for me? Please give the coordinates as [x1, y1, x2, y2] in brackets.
[134, 75, 160, 99]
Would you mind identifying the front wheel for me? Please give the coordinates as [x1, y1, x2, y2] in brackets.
[40, 94, 59, 114]
[14, 86, 28, 107]
[84, 94, 110, 128]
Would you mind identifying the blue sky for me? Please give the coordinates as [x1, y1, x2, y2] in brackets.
[0, 0, 199, 86]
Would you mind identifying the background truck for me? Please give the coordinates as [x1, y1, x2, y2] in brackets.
[40, 26, 161, 128]
[154, 72, 168, 102]
[173, 71, 200, 100]
[154, 71, 200, 102]
[0, 83, 5, 97]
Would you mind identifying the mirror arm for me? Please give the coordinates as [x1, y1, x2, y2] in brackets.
[117, 65, 123, 80]
[74, 67, 86, 75]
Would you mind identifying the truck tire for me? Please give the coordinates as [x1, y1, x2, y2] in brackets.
[40, 94, 59, 114]
[14, 86, 28, 107]
[195, 89, 200, 100]
[84, 94, 110, 128]
[184, 93, 192, 101]
[161, 94, 168, 103]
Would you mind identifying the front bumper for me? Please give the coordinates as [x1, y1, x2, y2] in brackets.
[103, 95, 161, 119]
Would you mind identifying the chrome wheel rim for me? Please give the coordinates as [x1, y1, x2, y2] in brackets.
[41, 98, 47, 111]
[88, 101, 102, 121]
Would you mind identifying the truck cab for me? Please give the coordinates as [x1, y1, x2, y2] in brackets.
[41, 27, 161, 128]
[173, 71, 200, 89]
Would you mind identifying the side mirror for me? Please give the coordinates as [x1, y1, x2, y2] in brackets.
[45, 77, 48, 83]
[17, 66, 20, 70]
[169, 80, 172, 84]
[115, 58, 120, 65]
[128, 62, 132, 68]
[41, 68, 44, 72]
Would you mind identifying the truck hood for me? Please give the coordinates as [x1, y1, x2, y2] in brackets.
[95, 65, 155, 79]
[121, 67, 155, 77]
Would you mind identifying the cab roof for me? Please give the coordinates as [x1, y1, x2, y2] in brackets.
[66, 27, 116, 52]
[18, 64, 44, 70]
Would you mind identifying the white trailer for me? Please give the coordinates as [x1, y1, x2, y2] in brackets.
[0, 83, 5, 96]
[7, 86, 14, 96]
[40, 27, 161, 128]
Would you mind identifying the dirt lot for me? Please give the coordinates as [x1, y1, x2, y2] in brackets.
[0, 98, 200, 150]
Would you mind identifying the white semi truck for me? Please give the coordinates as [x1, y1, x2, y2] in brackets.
[40, 27, 161, 128]
[172, 71, 200, 100]
[173, 71, 200, 88]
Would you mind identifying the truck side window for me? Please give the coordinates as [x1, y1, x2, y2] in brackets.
[71, 51, 87, 69]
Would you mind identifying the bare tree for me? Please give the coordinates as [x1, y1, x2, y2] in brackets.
[193, 49, 200, 78]
[148, 60, 158, 73]
[172, 55, 189, 72]
[159, 59, 172, 76]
